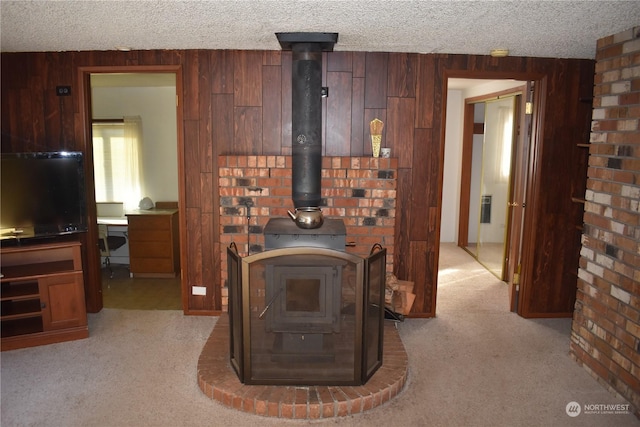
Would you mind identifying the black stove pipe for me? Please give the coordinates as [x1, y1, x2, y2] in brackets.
[291, 43, 323, 208]
[276, 33, 338, 209]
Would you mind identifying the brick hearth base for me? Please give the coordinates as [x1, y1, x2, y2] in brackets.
[197, 315, 408, 419]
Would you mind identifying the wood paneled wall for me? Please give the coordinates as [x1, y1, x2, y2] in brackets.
[0, 50, 594, 317]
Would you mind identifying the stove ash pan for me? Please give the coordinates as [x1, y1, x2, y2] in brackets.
[264, 218, 346, 251]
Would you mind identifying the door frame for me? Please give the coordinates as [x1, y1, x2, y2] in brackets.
[439, 70, 546, 318]
[77, 65, 185, 313]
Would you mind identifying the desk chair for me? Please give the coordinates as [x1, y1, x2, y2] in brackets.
[98, 224, 127, 278]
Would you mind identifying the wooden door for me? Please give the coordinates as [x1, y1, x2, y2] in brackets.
[506, 83, 533, 312]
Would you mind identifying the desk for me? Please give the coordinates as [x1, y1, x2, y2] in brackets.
[97, 216, 129, 265]
[126, 209, 180, 278]
[97, 217, 128, 226]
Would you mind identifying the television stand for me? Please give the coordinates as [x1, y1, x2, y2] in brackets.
[1, 241, 88, 351]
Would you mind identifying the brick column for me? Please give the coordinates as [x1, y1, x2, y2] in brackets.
[570, 26, 640, 413]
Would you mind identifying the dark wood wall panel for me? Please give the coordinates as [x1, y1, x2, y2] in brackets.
[234, 51, 262, 107]
[327, 51, 353, 72]
[325, 72, 352, 156]
[364, 52, 388, 108]
[212, 94, 233, 154]
[280, 51, 292, 153]
[388, 53, 417, 98]
[387, 97, 415, 168]
[234, 107, 262, 154]
[197, 51, 213, 173]
[184, 120, 201, 208]
[183, 51, 200, 120]
[262, 66, 282, 154]
[409, 241, 429, 314]
[350, 77, 365, 155]
[415, 55, 436, 129]
[352, 53, 366, 78]
[211, 50, 234, 94]
[1, 49, 594, 318]
[262, 50, 281, 67]
[200, 211, 217, 310]
[186, 206, 205, 311]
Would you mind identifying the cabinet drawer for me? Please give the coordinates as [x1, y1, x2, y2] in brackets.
[127, 215, 171, 231]
[129, 242, 172, 258]
[130, 258, 174, 273]
[128, 229, 171, 242]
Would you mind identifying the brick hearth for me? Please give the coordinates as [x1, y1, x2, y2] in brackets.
[197, 315, 408, 419]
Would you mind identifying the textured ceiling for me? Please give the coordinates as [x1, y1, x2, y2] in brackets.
[1, 1, 639, 59]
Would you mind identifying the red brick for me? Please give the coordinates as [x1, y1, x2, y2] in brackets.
[263, 387, 284, 417]
[294, 388, 308, 419]
[361, 392, 374, 411]
[620, 92, 640, 105]
[340, 386, 364, 414]
[307, 388, 321, 419]
[597, 35, 616, 50]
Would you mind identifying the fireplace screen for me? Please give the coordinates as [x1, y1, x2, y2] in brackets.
[227, 245, 386, 386]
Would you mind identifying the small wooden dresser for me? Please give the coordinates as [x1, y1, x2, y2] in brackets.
[126, 209, 180, 278]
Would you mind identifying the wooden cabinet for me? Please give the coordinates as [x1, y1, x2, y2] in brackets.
[1, 241, 88, 351]
[126, 209, 180, 278]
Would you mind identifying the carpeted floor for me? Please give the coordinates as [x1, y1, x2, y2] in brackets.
[1, 244, 636, 426]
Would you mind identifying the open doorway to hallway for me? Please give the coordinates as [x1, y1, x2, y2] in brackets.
[438, 77, 529, 314]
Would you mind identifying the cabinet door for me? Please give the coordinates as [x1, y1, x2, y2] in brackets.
[39, 272, 87, 331]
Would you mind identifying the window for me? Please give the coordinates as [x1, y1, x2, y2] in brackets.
[497, 106, 514, 183]
[92, 116, 144, 210]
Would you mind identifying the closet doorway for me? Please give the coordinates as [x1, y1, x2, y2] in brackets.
[465, 94, 518, 279]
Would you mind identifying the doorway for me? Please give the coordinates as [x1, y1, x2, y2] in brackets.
[91, 73, 180, 309]
[79, 66, 185, 312]
[440, 77, 531, 313]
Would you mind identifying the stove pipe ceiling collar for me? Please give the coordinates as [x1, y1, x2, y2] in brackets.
[276, 32, 338, 209]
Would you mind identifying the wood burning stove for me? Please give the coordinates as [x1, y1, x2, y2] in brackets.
[226, 32, 385, 386]
[227, 234, 386, 385]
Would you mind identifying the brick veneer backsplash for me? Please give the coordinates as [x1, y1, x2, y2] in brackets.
[570, 26, 640, 413]
[218, 155, 397, 311]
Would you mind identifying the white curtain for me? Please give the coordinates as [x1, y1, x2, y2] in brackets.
[92, 116, 144, 210]
[123, 116, 144, 210]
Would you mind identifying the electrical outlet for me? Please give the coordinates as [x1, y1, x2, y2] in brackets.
[192, 286, 206, 296]
[56, 86, 71, 96]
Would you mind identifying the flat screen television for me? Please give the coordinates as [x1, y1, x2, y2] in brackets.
[1, 152, 88, 242]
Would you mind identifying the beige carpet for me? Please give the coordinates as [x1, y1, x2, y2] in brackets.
[1, 244, 636, 426]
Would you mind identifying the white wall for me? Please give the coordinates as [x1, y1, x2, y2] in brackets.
[441, 89, 463, 242]
[92, 85, 178, 205]
[462, 80, 525, 99]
